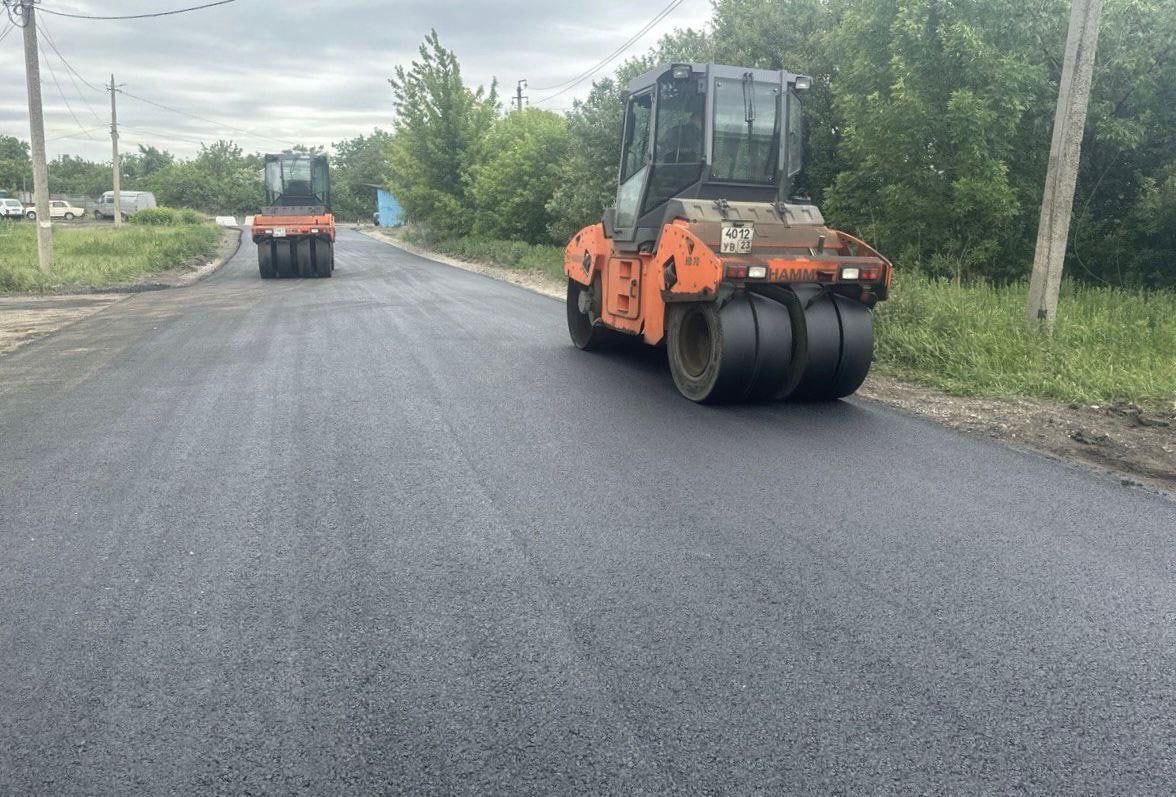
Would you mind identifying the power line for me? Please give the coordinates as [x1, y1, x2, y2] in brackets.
[120, 123, 209, 145]
[37, 21, 104, 95]
[37, 28, 94, 139]
[37, 0, 237, 21]
[531, 0, 684, 103]
[44, 125, 105, 142]
[38, 23, 103, 124]
[0, 20, 15, 45]
[116, 88, 300, 148]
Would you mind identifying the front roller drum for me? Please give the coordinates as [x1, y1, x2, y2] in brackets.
[566, 278, 625, 350]
[314, 238, 334, 278]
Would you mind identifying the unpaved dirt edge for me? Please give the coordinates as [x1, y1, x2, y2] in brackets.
[0, 227, 242, 357]
[360, 225, 1174, 498]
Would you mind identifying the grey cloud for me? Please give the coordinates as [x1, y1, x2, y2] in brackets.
[0, 0, 710, 161]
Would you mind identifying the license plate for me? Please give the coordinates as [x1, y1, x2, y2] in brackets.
[272, 228, 287, 238]
[720, 222, 754, 254]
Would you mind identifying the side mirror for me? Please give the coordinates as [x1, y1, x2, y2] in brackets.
[601, 208, 617, 238]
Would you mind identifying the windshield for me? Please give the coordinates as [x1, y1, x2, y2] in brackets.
[711, 77, 781, 183]
[265, 155, 328, 206]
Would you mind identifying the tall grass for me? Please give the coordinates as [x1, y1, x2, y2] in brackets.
[0, 221, 218, 292]
[875, 274, 1176, 410]
[400, 228, 565, 281]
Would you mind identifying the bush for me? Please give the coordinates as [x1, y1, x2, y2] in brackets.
[130, 206, 204, 226]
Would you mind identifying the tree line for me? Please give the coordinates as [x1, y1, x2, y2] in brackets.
[4, 0, 1171, 288]
[0, 133, 387, 222]
[386, 0, 1174, 289]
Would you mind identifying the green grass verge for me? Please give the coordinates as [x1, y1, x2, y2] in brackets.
[0, 221, 219, 293]
[396, 229, 1176, 411]
[875, 273, 1176, 410]
[399, 228, 565, 282]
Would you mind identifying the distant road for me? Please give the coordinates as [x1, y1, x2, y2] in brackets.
[1, 229, 1173, 792]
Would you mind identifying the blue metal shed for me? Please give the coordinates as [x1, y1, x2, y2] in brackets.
[367, 185, 403, 227]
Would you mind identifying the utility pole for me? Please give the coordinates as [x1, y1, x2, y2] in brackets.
[109, 74, 121, 227]
[515, 79, 527, 112]
[18, 0, 52, 272]
[1026, 0, 1103, 327]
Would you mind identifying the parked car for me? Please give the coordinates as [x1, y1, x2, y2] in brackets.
[25, 199, 85, 221]
[94, 190, 157, 220]
[0, 197, 24, 218]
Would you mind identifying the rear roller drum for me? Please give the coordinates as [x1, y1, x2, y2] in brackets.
[828, 294, 874, 398]
[274, 241, 297, 278]
[296, 239, 314, 277]
[666, 297, 759, 403]
[315, 239, 334, 278]
[790, 288, 874, 400]
[742, 292, 795, 402]
[258, 242, 275, 279]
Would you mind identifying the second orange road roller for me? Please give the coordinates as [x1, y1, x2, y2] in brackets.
[252, 153, 335, 279]
[564, 63, 892, 403]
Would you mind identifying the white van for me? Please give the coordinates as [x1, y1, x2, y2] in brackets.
[0, 197, 24, 218]
[95, 190, 157, 220]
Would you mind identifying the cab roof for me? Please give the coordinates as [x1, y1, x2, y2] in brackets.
[622, 62, 809, 97]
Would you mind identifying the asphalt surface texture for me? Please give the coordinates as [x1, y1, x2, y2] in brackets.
[2, 229, 1174, 794]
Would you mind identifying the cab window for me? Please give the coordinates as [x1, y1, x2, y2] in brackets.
[619, 92, 653, 183]
[643, 74, 706, 213]
[711, 77, 781, 184]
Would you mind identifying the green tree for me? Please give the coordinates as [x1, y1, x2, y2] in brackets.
[122, 145, 175, 186]
[468, 109, 571, 243]
[0, 135, 31, 195]
[144, 140, 263, 216]
[822, 0, 1059, 282]
[544, 78, 626, 243]
[386, 30, 498, 237]
[48, 154, 110, 197]
[331, 130, 393, 222]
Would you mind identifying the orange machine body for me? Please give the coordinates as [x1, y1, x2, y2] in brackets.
[564, 211, 892, 347]
[251, 211, 336, 244]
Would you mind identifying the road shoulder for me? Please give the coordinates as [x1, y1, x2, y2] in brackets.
[358, 225, 1174, 496]
[0, 227, 241, 357]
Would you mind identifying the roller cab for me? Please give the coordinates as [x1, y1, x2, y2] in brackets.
[252, 153, 336, 278]
[563, 63, 892, 402]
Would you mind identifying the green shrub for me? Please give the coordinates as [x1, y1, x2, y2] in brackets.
[130, 206, 202, 226]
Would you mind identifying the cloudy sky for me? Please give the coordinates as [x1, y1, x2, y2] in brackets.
[0, 0, 712, 161]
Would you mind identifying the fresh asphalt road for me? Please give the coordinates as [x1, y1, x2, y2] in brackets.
[1, 229, 1174, 794]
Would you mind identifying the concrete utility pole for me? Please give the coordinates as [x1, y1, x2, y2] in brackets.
[515, 79, 527, 112]
[19, 0, 52, 272]
[1026, 0, 1103, 327]
[109, 74, 122, 227]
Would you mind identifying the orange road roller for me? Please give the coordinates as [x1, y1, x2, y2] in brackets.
[252, 153, 335, 279]
[564, 63, 892, 402]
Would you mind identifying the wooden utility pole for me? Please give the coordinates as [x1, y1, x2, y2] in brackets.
[109, 74, 122, 226]
[1026, 0, 1103, 327]
[19, 0, 52, 272]
[515, 79, 527, 112]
